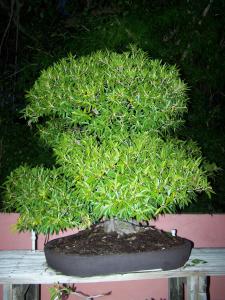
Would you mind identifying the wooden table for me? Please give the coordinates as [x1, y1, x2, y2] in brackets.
[0, 248, 225, 299]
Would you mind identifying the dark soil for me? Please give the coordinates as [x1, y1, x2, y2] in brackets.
[45, 225, 186, 255]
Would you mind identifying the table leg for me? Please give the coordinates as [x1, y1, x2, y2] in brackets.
[187, 276, 207, 300]
[168, 277, 185, 300]
[3, 285, 12, 300]
[3, 284, 39, 300]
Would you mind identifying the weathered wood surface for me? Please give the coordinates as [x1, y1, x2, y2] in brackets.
[168, 277, 185, 300]
[3, 284, 39, 300]
[187, 276, 208, 300]
[0, 248, 225, 284]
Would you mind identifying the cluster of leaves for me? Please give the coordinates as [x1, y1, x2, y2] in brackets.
[3, 166, 87, 234]
[56, 133, 210, 219]
[24, 48, 187, 142]
[0, 107, 54, 209]
[3, 48, 213, 234]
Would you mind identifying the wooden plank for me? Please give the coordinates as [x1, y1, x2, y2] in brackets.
[0, 249, 225, 284]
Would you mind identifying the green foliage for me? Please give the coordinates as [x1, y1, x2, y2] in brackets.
[49, 284, 72, 300]
[3, 48, 213, 234]
[0, 108, 54, 209]
[3, 166, 90, 234]
[1, 1, 224, 215]
[56, 133, 211, 220]
[24, 48, 187, 142]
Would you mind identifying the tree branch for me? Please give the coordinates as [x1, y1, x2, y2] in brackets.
[0, 0, 15, 56]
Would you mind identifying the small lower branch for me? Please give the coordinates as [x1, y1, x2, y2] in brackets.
[71, 290, 112, 299]
[52, 284, 111, 300]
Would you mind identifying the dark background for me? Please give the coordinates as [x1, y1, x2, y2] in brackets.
[0, 0, 225, 212]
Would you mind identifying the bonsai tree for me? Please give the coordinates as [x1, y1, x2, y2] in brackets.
[3, 47, 212, 235]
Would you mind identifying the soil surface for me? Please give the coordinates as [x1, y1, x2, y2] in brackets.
[45, 225, 186, 255]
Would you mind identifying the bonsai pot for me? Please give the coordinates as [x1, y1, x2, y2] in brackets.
[44, 227, 193, 277]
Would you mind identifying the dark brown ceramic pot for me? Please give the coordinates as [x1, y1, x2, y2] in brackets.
[44, 236, 192, 277]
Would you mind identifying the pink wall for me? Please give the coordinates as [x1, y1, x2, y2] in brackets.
[1, 213, 225, 300]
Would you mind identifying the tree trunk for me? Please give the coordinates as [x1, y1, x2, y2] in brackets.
[103, 219, 141, 236]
